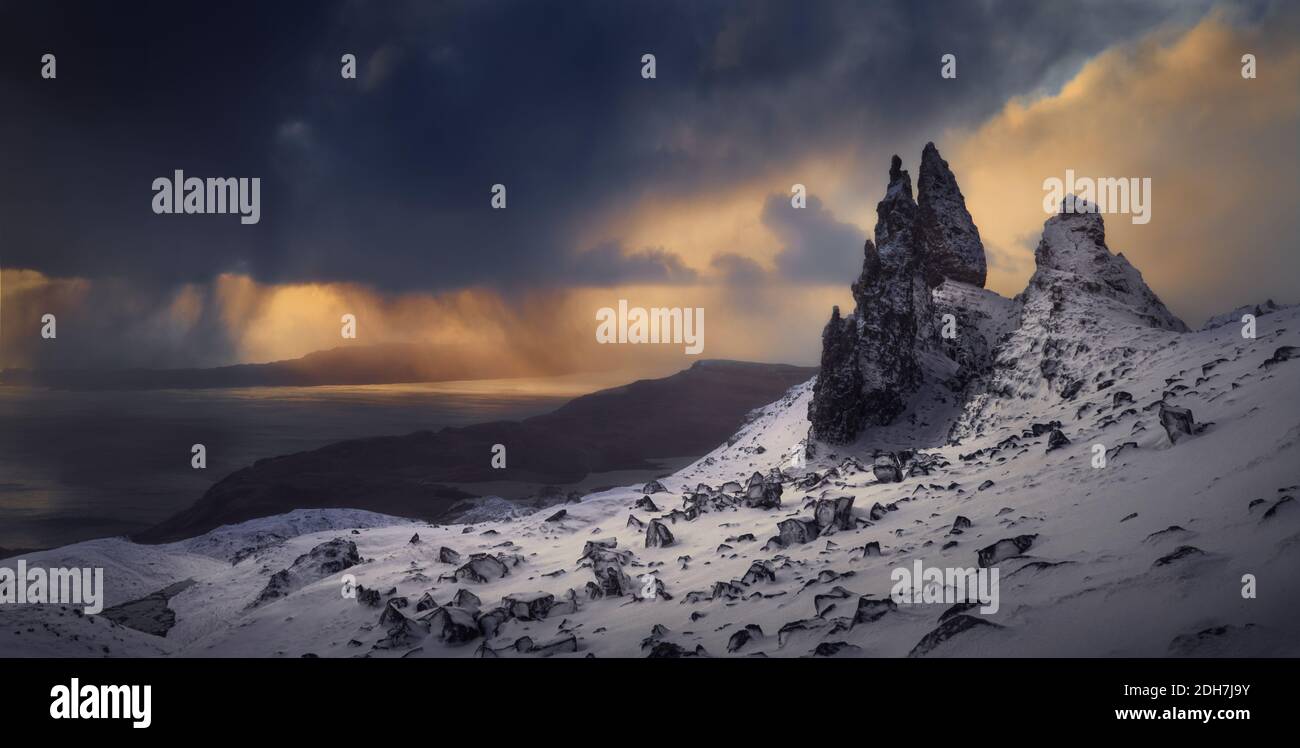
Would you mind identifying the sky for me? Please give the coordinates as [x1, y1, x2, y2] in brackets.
[1, 0, 1296, 377]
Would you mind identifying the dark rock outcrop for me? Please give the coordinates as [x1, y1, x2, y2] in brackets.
[977, 534, 1038, 567]
[454, 553, 510, 584]
[812, 496, 855, 534]
[249, 538, 360, 609]
[872, 453, 903, 483]
[809, 145, 988, 444]
[1158, 403, 1202, 444]
[645, 519, 675, 548]
[916, 142, 986, 288]
[1045, 429, 1070, 452]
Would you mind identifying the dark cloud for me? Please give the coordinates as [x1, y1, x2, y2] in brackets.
[565, 242, 699, 286]
[710, 253, 768, 287]
[767, 194, 866, 283]
[0, 0, 1220, 294]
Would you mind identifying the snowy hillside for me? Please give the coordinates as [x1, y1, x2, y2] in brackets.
[2, 300, 1297, 657]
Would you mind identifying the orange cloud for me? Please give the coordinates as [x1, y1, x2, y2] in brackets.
[948, 8, 1300, 324]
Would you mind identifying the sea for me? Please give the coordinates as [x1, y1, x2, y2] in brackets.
[0, 372, 641, 550]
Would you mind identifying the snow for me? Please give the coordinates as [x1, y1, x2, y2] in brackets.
[2, 300, 1297, 658]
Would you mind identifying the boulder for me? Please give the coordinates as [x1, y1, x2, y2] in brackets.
[502, 591, 555, 621]
[425, 606, 480, 644]
[645, 519, 675, 548]
[872, 453, 904, 483]
[977, 534, 1038, 567]
[776, 517, 821, 546]
[813, 496, 855, 533]
[454, 553, 509, 584]
[1046, 429, 1070, 452]
[1158, 402, 1200, 444]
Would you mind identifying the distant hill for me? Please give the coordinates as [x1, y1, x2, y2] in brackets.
[135, 360, 816, 542]
[0, 342, 556, 390]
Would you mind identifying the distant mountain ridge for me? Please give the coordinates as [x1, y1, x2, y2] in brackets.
[135, 359, 816, 542]
[0, 341, 559, 390]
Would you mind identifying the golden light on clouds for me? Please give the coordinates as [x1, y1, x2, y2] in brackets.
[948, 9, 1300, 323]
[578, 147, 860, 277]
[0, 269, 90, 369]
[5, 9, 1296, 376]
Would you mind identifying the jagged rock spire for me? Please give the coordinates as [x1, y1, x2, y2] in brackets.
[916, 142, 986, 288]
[810, 157, 925, 444]
[873, 155, 918, 262]
[1032, 196, 1186, 332]
[808, 142, 994, 445]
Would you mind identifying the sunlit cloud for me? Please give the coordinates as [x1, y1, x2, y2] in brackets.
[948, 7, 1300, 325]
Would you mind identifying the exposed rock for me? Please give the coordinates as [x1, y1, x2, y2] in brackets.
[1262, 496, 1294, 520]
[642, 480, 668, 494]
[454, 553, 509, 584]
[812, 641, 862, 657]
[450, 589, 481, 612]
[977, 534, 1037, 567]
[813, 586, 852, 616]
[424, 606, 479, 644]
[1262, 345, 1298, 369]
[646, 641, 707, 658]
[501, 591, 555, 621]
[1158, 403, 1202, 444]
[872, 453, 903, 483]
[586, 544, 637, 597]
[775, 517, 821, 547]
[249, 538, 360, 609]
[915, 142, 986, 288]
[645, 519, 675, 548]
[743, 478, 783, 509]
[812, 496, 855, 533]
[908, 614, 1004, 657]
[808, 155, 926, 444]
[853, 595, 898, 625]
[727, 624, 765, 653]
[1153, 545, 1206, 567]
[355, 585, 381, 608]
[957, 200, 1186, 435]
[741, 560, 776, 585]
[476, 607, 510, 638]
[1045, 429, 1070, 452]
[520, 634, 578, 657]
[100, 579, 195, 637]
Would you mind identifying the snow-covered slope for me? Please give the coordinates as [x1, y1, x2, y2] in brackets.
[3, 301, 1297, 657]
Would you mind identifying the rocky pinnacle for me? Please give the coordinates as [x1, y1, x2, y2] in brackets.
[916, 142, 987, 288]
[809, 143, 990, 444]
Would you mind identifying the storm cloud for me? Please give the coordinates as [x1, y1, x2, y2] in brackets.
[1, 0, 1292, 369]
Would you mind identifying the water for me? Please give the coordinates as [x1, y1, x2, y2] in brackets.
[0, 372, 638, 550]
